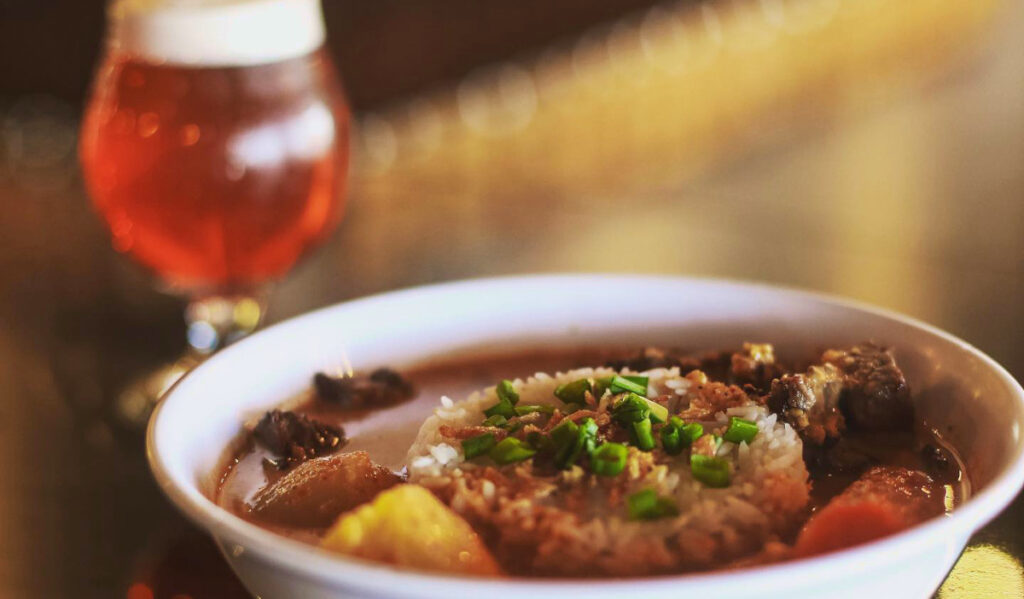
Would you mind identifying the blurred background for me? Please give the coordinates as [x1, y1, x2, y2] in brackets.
[1, 0, 1022, 597]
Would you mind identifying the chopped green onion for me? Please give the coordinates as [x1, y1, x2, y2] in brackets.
[627, 489, 679, 520]
[550, 420, 577, 441]
[560, 432, 586, 468]
[484, 380, 521, 419]
[551, 418, 599, 469]
[593, 376, 614, 399]
[483, 399, 516, 419]
[611, 393, 651, 424]
[690, 454, 731, 488]
[514, 404, 555, 416]
[681, 422, 704, 445]
[612, 392, 667, 424]
[723, 416, 758, 444]
[660, 422, 683, 455]
[550, 420, 579, 467]
[591, 442, 628, 476]
[554, 378, 591, 404]
[643, 398, 668, 424]
[631, 418, 656, 451]
[579, 417, 599, 456]
[623, 374, 649, 387]
[627, 489, 656, 519]
[610, 375, 647, 396]
[525, 430, 551, 451]
[461, 433, 496, 459]
[655, 497, 679, 518]
[662, 417, 700, 455]
[482, 414, 508, 427]
[489, 437, 536, 465]
[504, 421, 525, 433]
[496, 380, 520, 405]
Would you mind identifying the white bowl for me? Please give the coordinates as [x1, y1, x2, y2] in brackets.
[148, 275, 1024, 599]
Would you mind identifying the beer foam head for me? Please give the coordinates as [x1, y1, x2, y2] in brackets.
[109, 0, 326, 66]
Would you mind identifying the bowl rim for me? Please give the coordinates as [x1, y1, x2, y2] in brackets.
[147, 273, 1024, 595]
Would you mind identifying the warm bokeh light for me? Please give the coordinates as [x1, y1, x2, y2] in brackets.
[353, 0, 999, 195]
[126, 582, 154, 599]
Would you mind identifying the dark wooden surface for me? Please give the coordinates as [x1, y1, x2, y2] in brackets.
[1, 1, 1023, 597]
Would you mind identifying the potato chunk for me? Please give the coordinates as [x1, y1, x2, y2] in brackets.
[250, 451, 400, 528]
[321, 485, 502, 576]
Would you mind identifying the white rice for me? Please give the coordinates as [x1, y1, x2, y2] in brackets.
[405, 366, 810, 575]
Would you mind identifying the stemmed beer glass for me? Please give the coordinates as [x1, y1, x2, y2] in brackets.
[79, 0, 349, 418]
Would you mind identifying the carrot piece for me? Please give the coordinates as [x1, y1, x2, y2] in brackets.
[794, 501, 907, 557]
[794, 466, 944, 558]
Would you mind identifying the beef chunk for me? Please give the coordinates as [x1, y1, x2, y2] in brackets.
[767, 364, 845, 445]
[729, 342, 783, 391]
[253, 410, 346, 470]
[821, 343, 912, 431]
[313, 367, 414, 409]
[803, 438, 877, 477]
[767, 343, 912, 441]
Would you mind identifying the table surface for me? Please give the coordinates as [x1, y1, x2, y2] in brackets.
[1, 3, 1023, 598]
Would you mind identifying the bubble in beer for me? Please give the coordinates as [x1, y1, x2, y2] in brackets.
[180, 123, 200, 146]
[137, 112, 160, 138]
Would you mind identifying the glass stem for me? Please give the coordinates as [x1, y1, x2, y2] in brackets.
[185, 293, 267, 356]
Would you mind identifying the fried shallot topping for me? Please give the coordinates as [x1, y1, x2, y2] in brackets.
[678, 370, 755, 421]
[440, 424, 509, 441]
[690, 434, 719, 458]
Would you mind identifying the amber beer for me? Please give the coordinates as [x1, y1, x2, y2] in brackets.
[80, 0, 349, 292]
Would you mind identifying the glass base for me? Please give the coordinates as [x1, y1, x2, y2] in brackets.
[114, 353, 203, 429]
[186, 294, 266, 355]
[114, 293, 267, 429]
